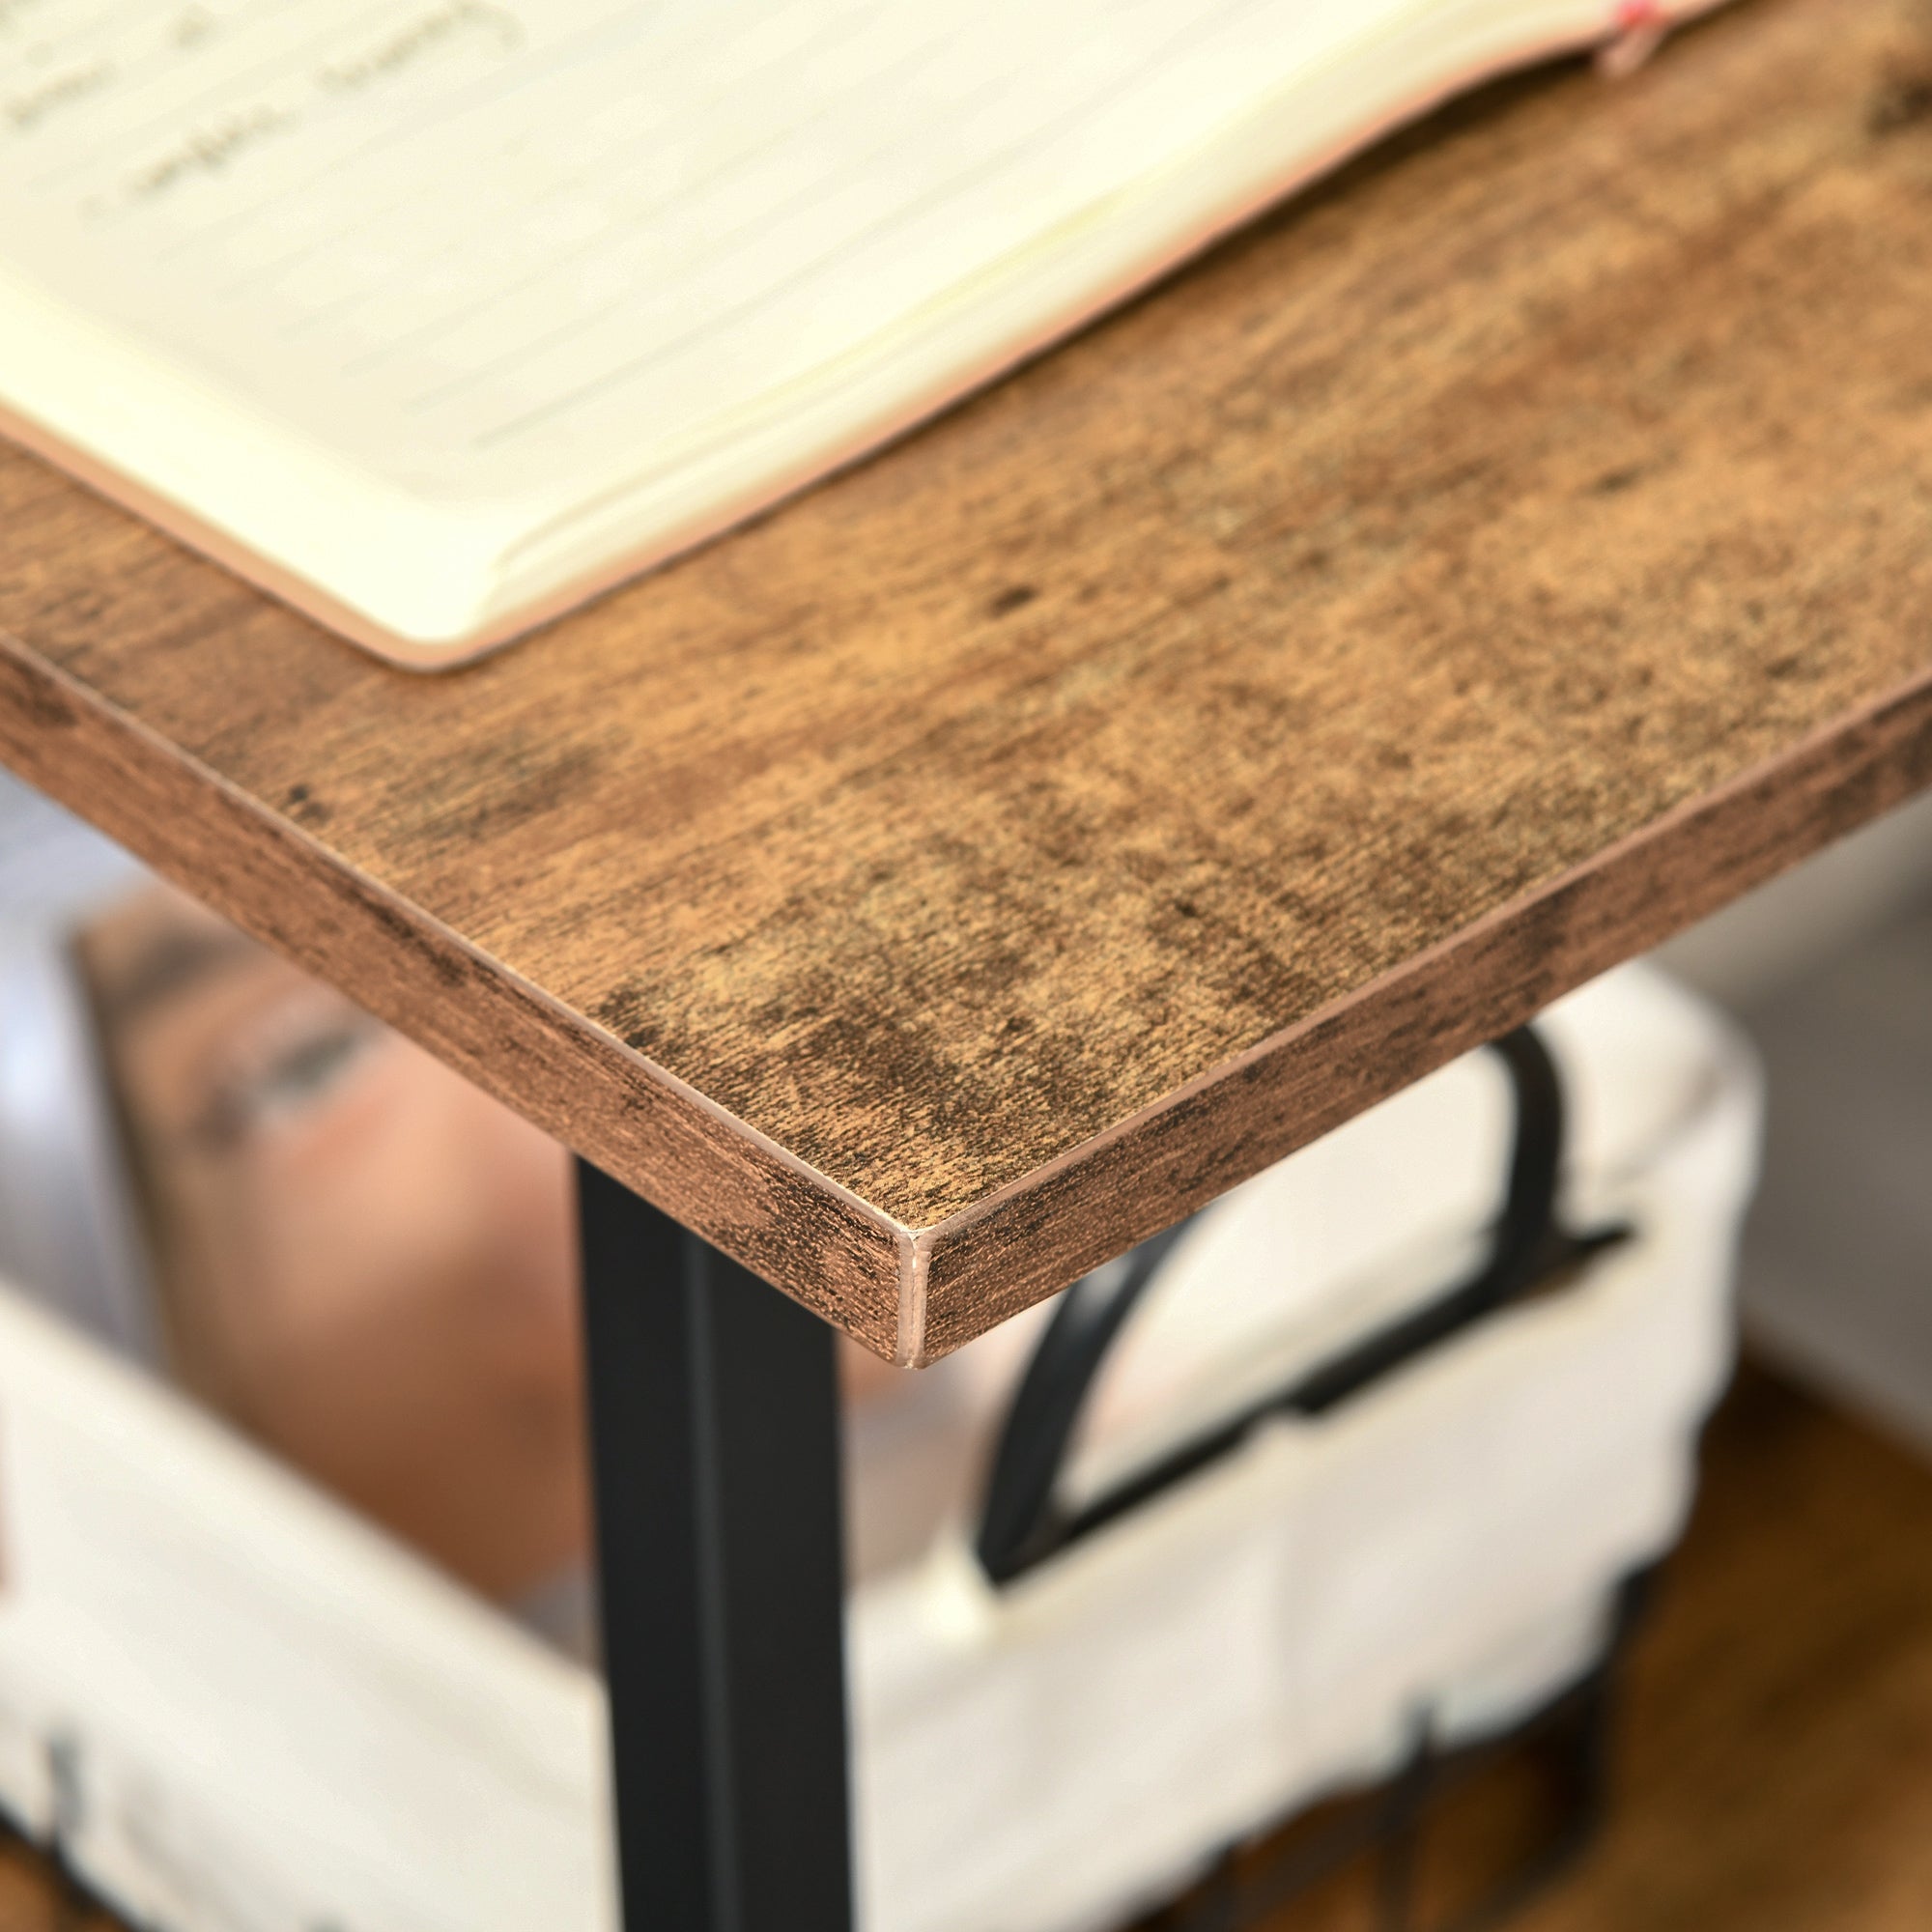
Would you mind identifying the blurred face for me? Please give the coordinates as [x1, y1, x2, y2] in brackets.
[79, 884, 587, 1601]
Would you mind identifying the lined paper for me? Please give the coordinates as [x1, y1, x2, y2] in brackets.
[0, 0, 1646, 650]
[2, 0, 1409, 489]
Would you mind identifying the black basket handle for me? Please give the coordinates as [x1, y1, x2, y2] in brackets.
[974, 1026, 1622, 1586]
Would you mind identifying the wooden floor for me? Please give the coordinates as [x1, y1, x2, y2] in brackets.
[1508, 1365, 1932, 1932]
[8, 1363, 1932, 1931]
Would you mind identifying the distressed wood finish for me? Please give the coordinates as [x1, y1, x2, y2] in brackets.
[3, 0, 1931, 1358]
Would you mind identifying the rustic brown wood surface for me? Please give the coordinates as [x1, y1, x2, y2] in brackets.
[3, 0, 1931, 1357]
[13, 1365, 1932, 1929]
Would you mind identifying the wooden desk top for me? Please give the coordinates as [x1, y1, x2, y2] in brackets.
[2, 0, 1928, 1361]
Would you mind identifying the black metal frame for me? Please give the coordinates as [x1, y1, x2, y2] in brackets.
[578, 1161, 855, 1932]
[571, 1025, 1636, 1932]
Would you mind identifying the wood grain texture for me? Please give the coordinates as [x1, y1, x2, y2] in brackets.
[4, 0, 1931, 1356]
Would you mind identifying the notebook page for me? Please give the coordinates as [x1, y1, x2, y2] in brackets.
[2, 0, 1440, 482]
[0, 0, 1636, 645]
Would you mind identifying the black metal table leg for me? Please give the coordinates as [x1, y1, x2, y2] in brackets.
[578, 1158, 855, 1932]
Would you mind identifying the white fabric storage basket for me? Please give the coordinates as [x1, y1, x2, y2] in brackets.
[0, 962, 1760, 1932]
[853, 962, 1761, 1932]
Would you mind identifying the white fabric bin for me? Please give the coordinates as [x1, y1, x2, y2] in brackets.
[0, 962, 1760, 1932]
[854, 963, 1761, 1932]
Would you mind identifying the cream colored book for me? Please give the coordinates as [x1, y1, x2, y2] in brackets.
[0, 0, 1710, 668]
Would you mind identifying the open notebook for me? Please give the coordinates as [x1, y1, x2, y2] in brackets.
[0, 0, 1710, 668]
